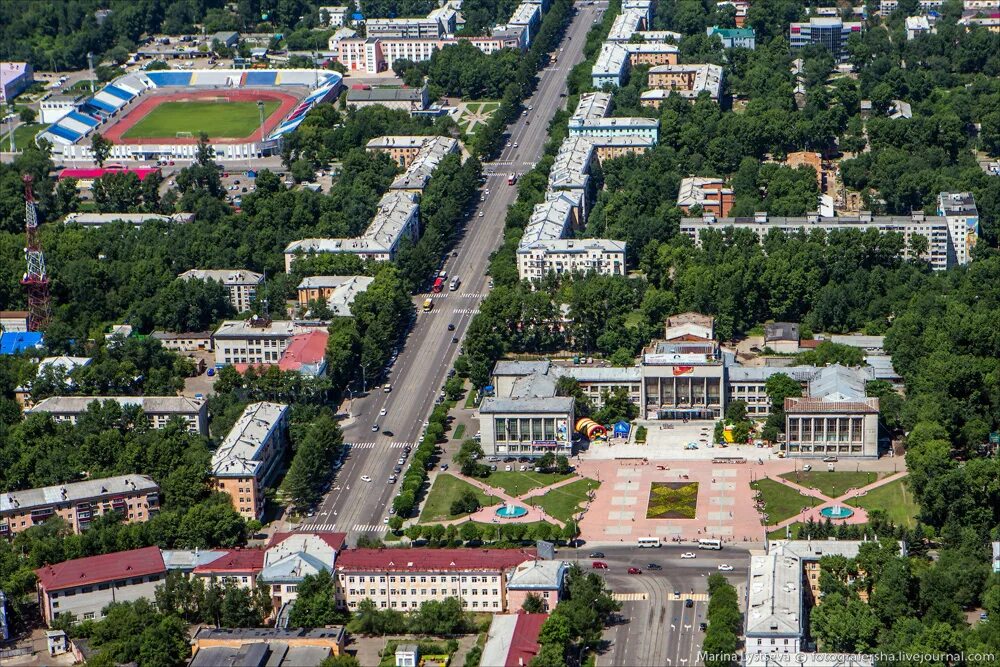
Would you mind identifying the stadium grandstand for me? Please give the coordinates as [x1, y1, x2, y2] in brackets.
[39, 68, 342, 160]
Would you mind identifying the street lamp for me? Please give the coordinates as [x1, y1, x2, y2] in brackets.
[6, 104, 15, 153]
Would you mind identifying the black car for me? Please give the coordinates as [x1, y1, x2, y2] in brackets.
[685, 599, 694, 608]
[451, 337, 459, 343]
[382, 430, 394, 437]
[588, 551, 605, 558]
[393, 466, 402, 474]
[448, 323, 456, 331]
[699, 622, 708, 632]
[647, 563, 662, 571]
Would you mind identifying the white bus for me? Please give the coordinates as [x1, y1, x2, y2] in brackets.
[698, 538, 722, 550]
[637, 537, 661, 548]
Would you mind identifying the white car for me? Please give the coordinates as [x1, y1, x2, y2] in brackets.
[361, 475, 372, 482]
[478, 211, 484, 217]
[505, 465, 513, 471]
[681, 552, 697, 559]
[379, 408, 387, 416]
[383, 517, 390, 524]
[718, 564, 734, 571]
[371, 423, 379, 431]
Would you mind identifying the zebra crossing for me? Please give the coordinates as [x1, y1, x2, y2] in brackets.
[347, 441, 412, 450]
[453, 308, 480, 315]
[612, 592, 649, 602]
[304, 522, 388, 533]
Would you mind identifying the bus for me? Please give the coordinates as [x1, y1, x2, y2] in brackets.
[432, 277, 445, 293]
[698, 538, 722, 550]
[637, 537, 661, 548]
[422, 298, 433, 312]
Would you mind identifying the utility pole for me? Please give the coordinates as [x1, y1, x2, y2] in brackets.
[8, 103, 16, 152]
[87, 52, 95, 93]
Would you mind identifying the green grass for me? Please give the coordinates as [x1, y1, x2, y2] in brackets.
[453, 423, 466, 440]
[769, 522, 805, 539]
[419, 473, 499, 523]
[752, 478, 821, 525]
[778, 470, 886, 499]
[464, 389, 479, 409]
[646, 482, 699, 519]
[1, 123, 49, 151]
[847, 478, 918, 528]
[527, 477, 600, 522]
[122, 100, 280, 139]
[483, 470, 574, 497]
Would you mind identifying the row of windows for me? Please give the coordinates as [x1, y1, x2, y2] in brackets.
[345, 575, 499, 584]
[50, 574, 161, 600]
[349, 599, 501, 609]
[271, 584, 297, 593]
[348, 588, 500, 597]
[493, 417, 567, 443]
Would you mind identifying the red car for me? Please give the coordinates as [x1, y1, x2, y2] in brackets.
[628, 567, 642, 575]
[592, 561, 608, 569]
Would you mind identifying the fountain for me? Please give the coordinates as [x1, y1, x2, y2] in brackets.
[495, 502, 528, 519]
[819, 505, 854, 520]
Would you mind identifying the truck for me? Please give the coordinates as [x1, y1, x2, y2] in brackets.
[432, 277, 445, 293]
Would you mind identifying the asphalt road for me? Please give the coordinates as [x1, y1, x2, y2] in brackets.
[562, 544, 750, 667]
[304, 2, 605, 541]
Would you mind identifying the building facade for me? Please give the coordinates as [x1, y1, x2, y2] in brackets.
[645, 64, 724, 102]
[179, 269, 264, 313]
[480, 397, 575, 458]
[677, 177, 735, 217]
[35, 546, 167, 625]
[517, 238, 626, 280]
[27, 396, 208, 435]
[211, 402, 290, 520]
[296, 275, 374, 315]
[262, 532, 345, 612]
[334, 548, 539, 612]
[212, 318, 325, 367]
[789, 18, 863, 63]
[783, 364, 880, 458]
[0, 62, 33, 104]
[1, 475, 159, 538]
[706, 26, 756, 48]
[937, 191, 979, 266]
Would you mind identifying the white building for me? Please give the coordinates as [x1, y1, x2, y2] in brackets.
[366, 17, 446, 39]
[212, 318, 325, 367]
[706, 26, 756, 49]
[263, 532, 345, 612]
[905, 15, 935, 39]
[27, 396, 207, 435]
[40, 94, 84, 124]
[680, 208, 970, 271]
[606, 10, 646, 41]
[320, 5, 349, 26]
[567, 115, 659, 142]
[592, 44, 630, 88]
[63, 212, 194, 227]
[517, 238, 626, 280]
[179, 269, 264, 313]
[937, 191, 979, 266]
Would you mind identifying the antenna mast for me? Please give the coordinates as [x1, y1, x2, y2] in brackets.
[21, 174, 51, 332]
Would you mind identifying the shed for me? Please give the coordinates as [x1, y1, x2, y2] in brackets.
[613, 420, 631, 437]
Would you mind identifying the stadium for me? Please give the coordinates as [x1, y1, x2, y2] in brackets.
[39, 68, 343, 161]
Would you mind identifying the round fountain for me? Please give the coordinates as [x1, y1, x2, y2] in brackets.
[819, 505, 854, 520]
[495, 502, 528, 519]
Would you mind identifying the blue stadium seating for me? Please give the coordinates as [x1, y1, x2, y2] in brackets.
[245, 71, 278, 87]
[87, 97, 118, 113]
[67, 111, 99, 127]
[47, 124, 83, 142]
[145, 71, 193, 87]
[102, 84, 134, 101]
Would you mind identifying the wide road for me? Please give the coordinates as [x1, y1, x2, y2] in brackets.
[568, 544, 750, 667]
[304, 2, 607, 540]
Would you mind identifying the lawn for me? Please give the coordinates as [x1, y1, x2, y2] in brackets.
[752, 478, 821, 525]
[483, 470, 575, 497]
[779, 470, 886, 498]
[453, 423, 466, 440]
[646, 482, 699, 519]
[527, 477, 600, 522]
[122, 100, 280, 139]
[419, 473, 499, 523]
[847, 477, 918, 528]
[1, 123, 49, 151]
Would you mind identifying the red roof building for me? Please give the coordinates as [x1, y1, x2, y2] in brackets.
[193, 549, 266, 588]
[480, 613, 549, 667]
[57, 167, 161, 182]
[35, 546, 167, 626]
[277, 330, 329, 376]
[335, 548, 538, 613]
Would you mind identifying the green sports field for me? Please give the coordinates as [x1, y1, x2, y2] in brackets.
[121, 100, 281, 139]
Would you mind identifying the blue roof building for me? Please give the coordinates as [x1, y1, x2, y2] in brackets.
[0, 331, 44, 355]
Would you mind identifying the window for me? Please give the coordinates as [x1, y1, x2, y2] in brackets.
[83, 612, 95, 620]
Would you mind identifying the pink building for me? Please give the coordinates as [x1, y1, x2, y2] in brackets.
[504, 560, 568, 612]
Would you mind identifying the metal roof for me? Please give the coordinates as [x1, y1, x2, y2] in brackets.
[1, 474, 158, 514]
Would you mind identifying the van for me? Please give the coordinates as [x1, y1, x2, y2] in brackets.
[422, 298, 433, 312]
[592, 561, 608, 569]
[383, 383, 392, 393]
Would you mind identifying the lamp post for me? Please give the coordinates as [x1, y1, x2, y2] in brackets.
[6, 104, 15, 153]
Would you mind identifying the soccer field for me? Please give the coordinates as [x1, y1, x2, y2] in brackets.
[121, 100, 281, 139]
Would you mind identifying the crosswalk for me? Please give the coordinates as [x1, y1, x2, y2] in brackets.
[425, 292, 489, 300]
[612, 592, 649, 602]
[305, 522, 388, 533]
[347, 441, 411, 450]
[453, 308, 480, 315]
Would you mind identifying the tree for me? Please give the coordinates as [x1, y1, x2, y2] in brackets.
[809, 592, 880, 652]
[285, 414, 344, 510]
[725, 400, 747, 423]
[289, 570, 344, 628]
[523, 593, 546, 613]
[90, 133, 113, 168]
[320, 656, 362, 667]
[449, 489, 481, 516]
[19, 107, 36, 124]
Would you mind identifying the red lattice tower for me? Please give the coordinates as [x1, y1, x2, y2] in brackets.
[20, 174, 51, 332]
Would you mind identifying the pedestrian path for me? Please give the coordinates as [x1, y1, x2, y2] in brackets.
[303, 522, 387, 533]
[612, 592, 648, 602]
[768, 471, 910, 530]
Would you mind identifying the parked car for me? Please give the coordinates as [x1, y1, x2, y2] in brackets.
[823, 456, 838, 462]
[440, 464, 449, 471]
[680, 552, 696, 559]
[588, 552, 605, 558]
[647, 563, 662, 571]
[699, 622, 708, 632]
[685, 599, 694, 608]
[505, 465, 513, 471]
[448, 323, 456, 331]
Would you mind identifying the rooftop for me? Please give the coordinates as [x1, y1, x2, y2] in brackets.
[572, 92, 613, 122]
[593, 43, 629, 76]
[808, 363, 866, 401]
[28, 395, 205, 415]
[347, 86, 427, 102]
[211, 402, 289, 478]
[520, 193, 577, 246]
[336, 548, 538, 571]
[506, 559, 567, 589]
[35, 546, 165, 591]
[480, 396, 575, 414]
[607, 9, 645, 41]
[764, 322, 800, 343]
[278, 331, 329, 373]
[179, 269, 264, 285]
[194, 549, 266, 574]
[480, 614, 549, 667]
[549, 137, 595, 191]
[1, 475, 157, 515]
[214, 318, 319, 338]
[493, 360, 551, 376]
[677, 176, 732, 208]
[518, 238, 627, 253]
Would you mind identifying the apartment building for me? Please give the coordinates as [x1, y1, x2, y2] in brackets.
[878, 0, 945, 14]
[905, 15, 935, 39]
[789, 18, 863, 63]
[677, 177, 735, 217]
[178, 269, 264, 313]
[519, 193, 578, 250]
[645, 64, 724, 103]
[389, 137, 460, 191]
[592, 44, 630, 88]
[35, 546, 166, 626]
[567, 114, 660, 142]
[606, 10, 647, 41]
[320, 5, 349, 26]
[505, 560, 567, 612]
[296, 275, 374, 315]
[191, 549, 266, 590]
[623, 42, 680, 66]
[937, 191, 979, 265]
[150, 331, 214, 352]
[27, 396, 208, 436]
[1, 475, 159, 537]
[784, 365, 880, 458]
[212, 317, 324, 367]
[366, 135, 435, 168]
[593, 135, 658, 161]
[508, 2, 542, 44]
[707, 26, 756, 49]
[680, 209, 966, 271]
[548, 137, 596, 208]
[517, 238, 626, 280]
[211, 402, 290, 520]
[63, 212, 195, 227]
[334, 548, 539, 612]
